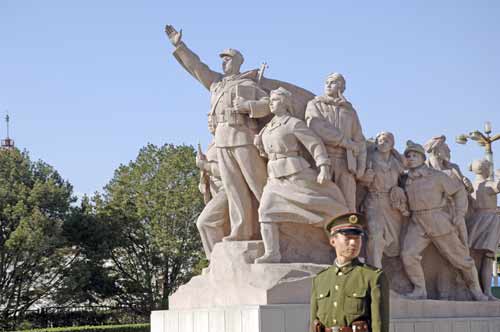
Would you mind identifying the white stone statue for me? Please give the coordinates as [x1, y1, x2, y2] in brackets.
[305, 73, 366, 212]
[400, 140, 487, 301]
[165, 25, 269, 241]
[424, 135, 473, 192]
[253, 87, 349, 263]
[424, 135, 472, 247]
[466, 159, 500, 301]
[358, 132, 408, 269]
[195, 119, 229, 260]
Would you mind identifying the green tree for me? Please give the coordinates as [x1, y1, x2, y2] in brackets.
[54, 196, 119, 307]
[0, 149, 76, 329]
[93, 143, 205, 315]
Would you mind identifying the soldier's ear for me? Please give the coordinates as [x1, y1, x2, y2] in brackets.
[329, 235, 336, 248]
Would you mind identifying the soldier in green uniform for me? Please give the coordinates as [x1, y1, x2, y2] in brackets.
[310, 213, 389, 332]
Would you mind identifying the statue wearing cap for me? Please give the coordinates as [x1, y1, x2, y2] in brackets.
[424, 135, 472, 248]
[165, 25, 270, 241]
[400, 140, 487, 301]
[310, 213, 389, 332]
[305, 73, 367, 213]
[195, 121, 229, 260]
[424, 135, 472, 193]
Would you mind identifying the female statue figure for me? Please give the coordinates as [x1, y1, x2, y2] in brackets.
[253, 87, 348, 263]
[359, 132, 408, 269]
[466, 159, 500, 300]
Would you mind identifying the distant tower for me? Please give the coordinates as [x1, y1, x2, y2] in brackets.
[1, 112, 15, 149]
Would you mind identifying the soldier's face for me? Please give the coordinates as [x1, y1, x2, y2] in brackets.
[222, 56, 240, 75]
[376, 134, 393, 153]
[436, 145, 451, 162]
[330, 233, 362, 262]
[406, 151, 425, 169]
[269, 94, 287, 115]
[324, 78, 341, 97]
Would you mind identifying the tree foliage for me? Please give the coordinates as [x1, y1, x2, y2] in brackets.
[54, 197, 118, 307]
[1, 143, 206, 329]
[91, 143, 205, 314]
[0, 149, 76, 329]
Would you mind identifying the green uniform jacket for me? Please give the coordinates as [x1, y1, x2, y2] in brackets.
[310, 259, 389, 332]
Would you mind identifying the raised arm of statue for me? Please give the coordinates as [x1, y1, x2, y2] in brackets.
[165, 24, 221, 90]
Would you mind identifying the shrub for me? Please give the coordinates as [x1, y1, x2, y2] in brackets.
[13, 323, 150, 332]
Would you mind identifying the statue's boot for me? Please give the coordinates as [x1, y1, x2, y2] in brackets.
[254, 223, 281, 264]
[488, 294, 500, 301]
[404, 287, 427, 300]
[222, 228, 247, 242]
[401, 254, 427, 299]
[482, 257, 499, 301]
[465, 271, 489, 301]
[469, 288, 489, 301]
[222, 233, 243, 242]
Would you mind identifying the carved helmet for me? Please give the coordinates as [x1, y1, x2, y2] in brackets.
[219, 48, 244, 64]
[404, 140, 426, 160]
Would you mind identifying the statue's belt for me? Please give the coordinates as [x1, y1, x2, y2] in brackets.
[326, 147, 347, 158]
[214, 111, 248, 125]
[267, 151, 299, 161]
[366, 191, 391, 199]
[410, 206, 446, 215]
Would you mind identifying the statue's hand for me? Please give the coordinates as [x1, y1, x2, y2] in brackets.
[462, 177, 473, 193]
[342, 139, 359, 155]
[165, 24, 182, 47]
[233, 97, 250, 113]
[452, 214, 465, 226]
[317, 165, 331, 184]
[355, 168, 366, 180]
[360, 168, 375, 183]
[195, 154, 206, 170]
[253, 134, 262, 147]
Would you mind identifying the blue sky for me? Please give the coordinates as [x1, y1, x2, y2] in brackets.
[1, 0, 499, 197]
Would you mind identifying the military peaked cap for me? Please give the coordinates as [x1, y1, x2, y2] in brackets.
[219, 48, 244, 63]
[325, 212, 365, 236]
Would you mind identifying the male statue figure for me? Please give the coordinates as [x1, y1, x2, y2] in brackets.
[165, 25, 269, 241]
[305, 73, 366, 212]
[424, 135, 472, 247]
[400, 141, 487, 301]
[195, 118, 229, 259]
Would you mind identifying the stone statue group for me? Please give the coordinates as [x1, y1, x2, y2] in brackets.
[164, 25, 500, 302]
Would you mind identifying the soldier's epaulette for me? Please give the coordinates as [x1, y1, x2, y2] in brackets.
[361, 263, 383, 273]
[315, 266, 332, 276]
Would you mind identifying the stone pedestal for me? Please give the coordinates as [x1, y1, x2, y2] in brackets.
[153, 241, 500, 332]
[151, 302, 500, 332]
[170, 241, 327, 308]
